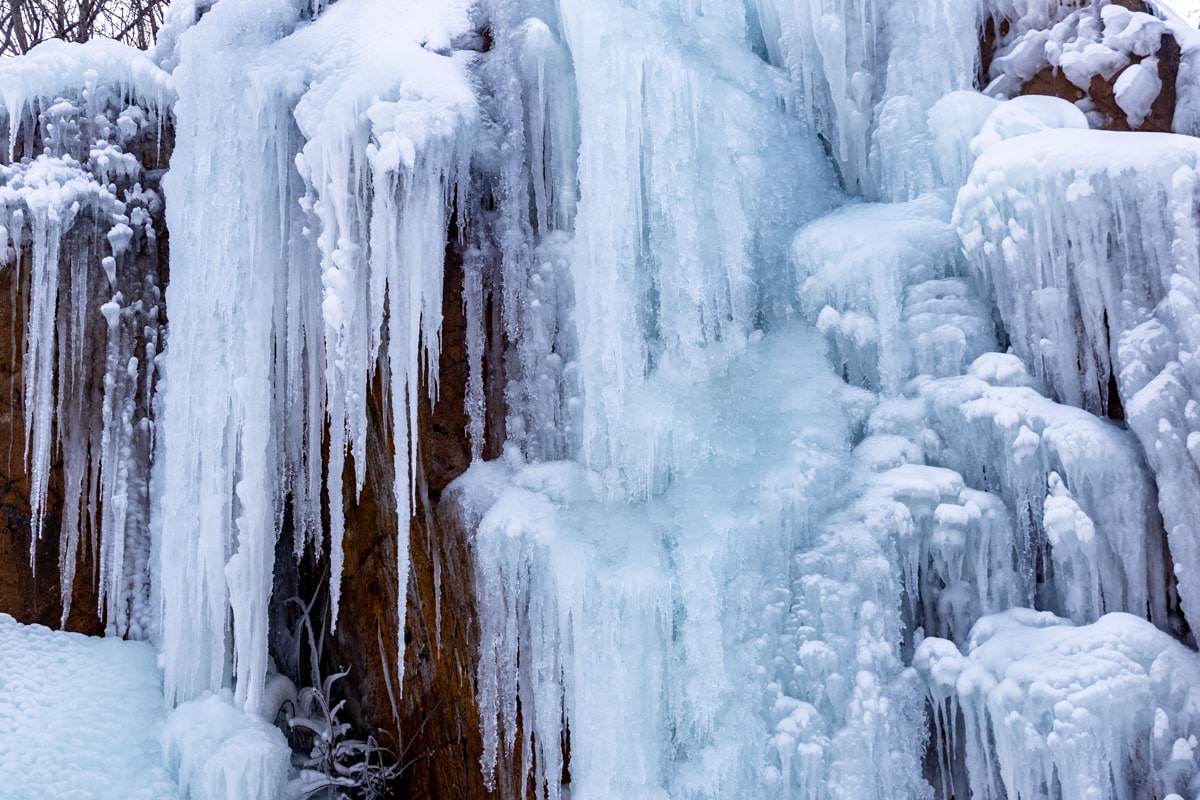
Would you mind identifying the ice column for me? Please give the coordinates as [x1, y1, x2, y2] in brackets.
[159, 0, 302, 712]
[557, 0, 838, 495]
[468, 2, 581, 463]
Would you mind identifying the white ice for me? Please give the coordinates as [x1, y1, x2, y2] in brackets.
[158, 0, 475, 715]
[5, 0, 1200, 798]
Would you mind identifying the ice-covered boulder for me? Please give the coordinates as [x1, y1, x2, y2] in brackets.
[916, 609, 1200, 800]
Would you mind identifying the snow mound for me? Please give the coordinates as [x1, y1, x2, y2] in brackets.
[0, 614, 178, 799]
[162, 693, 290, 800]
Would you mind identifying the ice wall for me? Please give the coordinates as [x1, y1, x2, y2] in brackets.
[556, 0, 839, 495]
[453, 0, 1200, 798]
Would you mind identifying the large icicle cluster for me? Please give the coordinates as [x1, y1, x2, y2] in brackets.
[917, 609, 1200, 800]
[158, 0, 476, 714]
[10, 0, 1200, 797]
[0, 39, 171, 638]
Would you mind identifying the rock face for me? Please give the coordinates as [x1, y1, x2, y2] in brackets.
[0, 257, 104, 636]
[332, 240, 492, 798]
[982, 0, 1184, 132]
[0, 116, 169, 637]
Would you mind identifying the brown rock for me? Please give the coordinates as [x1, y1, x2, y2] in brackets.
[332, 232, 498, 799]
[0, 251, 104, 635]
[981, 0, 1184, 133]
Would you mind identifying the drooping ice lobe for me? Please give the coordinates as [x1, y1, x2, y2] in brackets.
[916, 610, 1200, 800]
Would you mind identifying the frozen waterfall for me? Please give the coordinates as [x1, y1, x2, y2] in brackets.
[3, 0, 1200, 798]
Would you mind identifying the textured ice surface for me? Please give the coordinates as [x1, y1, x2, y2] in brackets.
[0, 614, 178, 800]
[794, 194, 993, 393]
[751, 0, 978, 198]
[917, 610, 1200, 800]
[450, 1, 1200, 797]
[956, 126, 1200, 634]
[452, 325, 931, 800]
[558, 0, 840, 496]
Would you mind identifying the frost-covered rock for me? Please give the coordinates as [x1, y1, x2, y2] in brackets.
[981, 0, 1200, 133]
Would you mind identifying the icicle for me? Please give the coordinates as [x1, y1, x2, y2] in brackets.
[160, 0, 476, 712]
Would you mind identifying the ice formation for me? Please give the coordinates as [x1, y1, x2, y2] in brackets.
[917, 610, 1200, 800]
[450, 0, 1200, 797]
[956, 126, 1200, 633]
[157, 0, 475, 713]
[0, 38, 169, 638]
[6, 0, 1200, 797]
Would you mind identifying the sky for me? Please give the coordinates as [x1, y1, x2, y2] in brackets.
[1162, 0, 1200, 25]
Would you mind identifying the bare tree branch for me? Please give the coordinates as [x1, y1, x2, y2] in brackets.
[0, 0, 169, 57]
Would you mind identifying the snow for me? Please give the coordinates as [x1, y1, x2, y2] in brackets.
[1161, 0, 1200, 26]
[0, 614, 178, 799]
